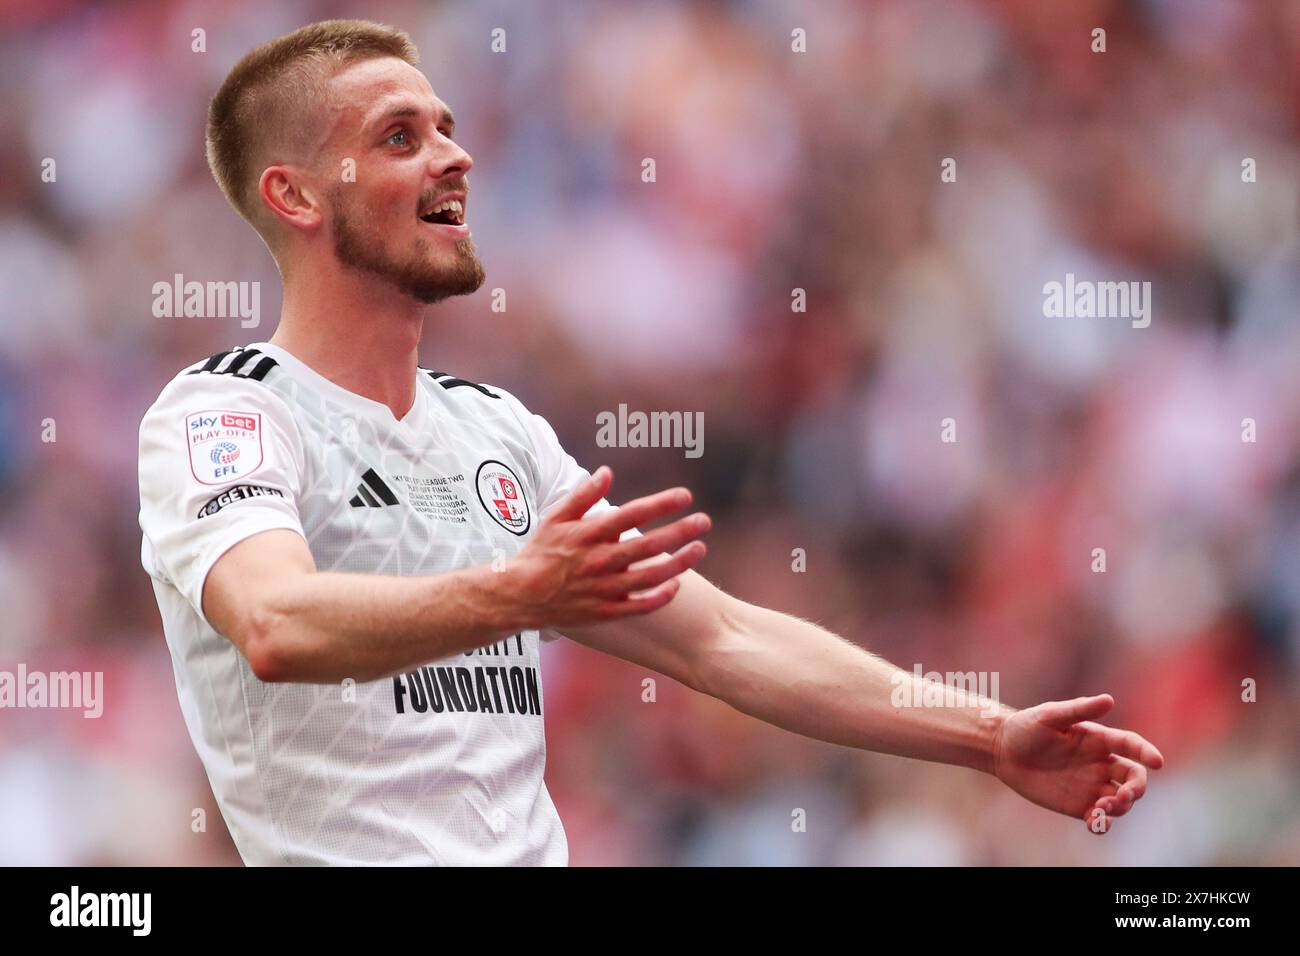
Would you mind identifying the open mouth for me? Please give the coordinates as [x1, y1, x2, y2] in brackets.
[419, 196, 466, 227]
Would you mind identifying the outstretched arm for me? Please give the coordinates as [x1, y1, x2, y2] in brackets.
[560, 507, 1164, 833]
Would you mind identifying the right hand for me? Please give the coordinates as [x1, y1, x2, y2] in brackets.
[501, 466, 711, 629]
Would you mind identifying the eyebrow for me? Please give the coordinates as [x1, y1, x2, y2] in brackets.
[372, 103, 455, 135]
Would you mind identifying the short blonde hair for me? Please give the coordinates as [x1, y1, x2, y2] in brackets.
[205, 19, 418, 233]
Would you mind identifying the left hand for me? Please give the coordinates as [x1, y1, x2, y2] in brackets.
[992, 694, 1165, 834]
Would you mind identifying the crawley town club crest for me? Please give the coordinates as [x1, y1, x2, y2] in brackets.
[475, 460, 530, 535]
[185, 409, 264, 485]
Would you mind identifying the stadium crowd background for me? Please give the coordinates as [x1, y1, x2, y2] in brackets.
[0, 0, 1296, 865]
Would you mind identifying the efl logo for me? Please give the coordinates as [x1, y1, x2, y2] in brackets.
[185, 409, 265, 485]
[221, 413, 257, 431]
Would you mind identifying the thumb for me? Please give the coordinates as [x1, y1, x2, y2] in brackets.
[1039, 694, 1114, 730]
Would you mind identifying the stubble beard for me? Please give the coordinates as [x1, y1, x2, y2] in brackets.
[331, 196, 485, 304]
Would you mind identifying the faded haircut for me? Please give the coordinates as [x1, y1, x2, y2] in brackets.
[205, 19, 418, 238]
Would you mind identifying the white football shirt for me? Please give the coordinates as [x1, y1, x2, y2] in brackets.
[138, 341, 625, 866]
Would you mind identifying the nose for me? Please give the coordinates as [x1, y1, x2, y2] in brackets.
[428, 134, 472, 180]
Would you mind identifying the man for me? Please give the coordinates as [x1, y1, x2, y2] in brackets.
[138, 19, 1163, 866]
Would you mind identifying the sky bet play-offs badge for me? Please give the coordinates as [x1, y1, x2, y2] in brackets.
[476, 460, 530, 535]
[186, 410, 264, 485]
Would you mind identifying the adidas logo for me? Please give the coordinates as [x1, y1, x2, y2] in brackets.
[349, 468, 400, 508]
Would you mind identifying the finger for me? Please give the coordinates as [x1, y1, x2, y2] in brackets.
[1097, 781, 1137, 819]
[1094, 757, 1147, 819]
[581, 486, 694, 542]
[600, 512, 712, 571]
[1093, 782, 1120, 815]
[1078, 721, 1165, 769]
[590, 577, 683, 620]
[1084, 803, 1113, 835]
[585, 542, 707, 599]
[1101, 795, 1133, 819]
[1108, 755, 1149, 804]
[587, 543, 707, 598]
[1039, 694, 1114, 730]
[547, 466, 614, 524]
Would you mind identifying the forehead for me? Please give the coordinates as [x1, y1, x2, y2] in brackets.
[323, 57, 448, 137]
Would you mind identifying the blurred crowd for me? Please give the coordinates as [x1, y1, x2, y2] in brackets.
[0, 0, 1297, 865]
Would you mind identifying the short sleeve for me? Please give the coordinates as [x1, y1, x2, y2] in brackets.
[497, 390, 640, 536]
[138, 373, 307, 621]
[487, 387, 649, 644]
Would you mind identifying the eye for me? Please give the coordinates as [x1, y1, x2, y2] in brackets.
[387, 128, 410, 147]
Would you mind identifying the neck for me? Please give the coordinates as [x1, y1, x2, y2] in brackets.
[271, 264, 427, 420]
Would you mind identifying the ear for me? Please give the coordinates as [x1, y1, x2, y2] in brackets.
[257, 165, 324, 234]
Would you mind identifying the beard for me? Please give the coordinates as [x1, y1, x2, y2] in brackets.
[331, 193, 485, 304]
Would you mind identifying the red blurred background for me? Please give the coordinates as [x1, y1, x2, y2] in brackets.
[0, 0, 1296, 864]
